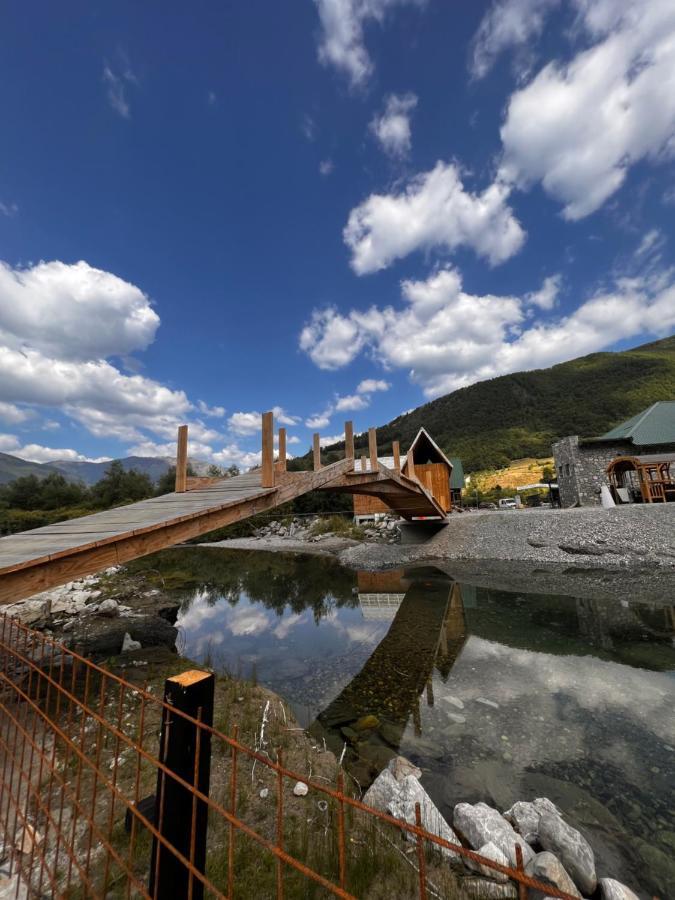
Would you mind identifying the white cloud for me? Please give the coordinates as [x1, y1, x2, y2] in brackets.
[0, 433, 110, 464]
[313, 0, 425, 87]
[470, 0, 560, 79]
[103, 58, 137, 118]
[320, 432, 345, 447]
[334, 393, 369, 412]
[369, 92, 417, 157]
[0, 201, 18, 218]
[0, 260, 159, 362]
[0, 402, 30, 425]
[635, 228, 665, 259]
[305, 412, 332, 430]
[344, 162, 525, 274]
[197, 400, 226, 418]
[300, 266, 675, 397]
[500, 0, 675, 219]
[357, 378, 390, 393]
[228, 407, 298, 436]
[319, 159, 335, 176]
[525, 274, 561, 310]
[300, 308, 367, 369]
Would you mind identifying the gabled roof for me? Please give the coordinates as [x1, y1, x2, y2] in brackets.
[406, 427, 453, 475]
[593, 401, 675, 446]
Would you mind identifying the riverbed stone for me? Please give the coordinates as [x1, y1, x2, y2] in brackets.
[503, 798, 561, 844]
[461, 878, 517, 899]
[454, 802, 534, 869]
[464, 841, 509, 882]
[598, 877, 640, 900]
[525, 851, 581, 899]
[538, 813, 596, 895]
[97, 598, 119, 617]
[121, 632, 142, 653]
[387, 755, 422, 781]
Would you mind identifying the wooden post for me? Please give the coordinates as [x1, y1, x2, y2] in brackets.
[175, 425, 188, 493]
[313, 433, 321, 471]
[392, 441, 401, 472]
[361, 455, 367, 472]
[277, 428, 287, 473]
[261, 411, 274, 488]
[149, 670, 215, 900]
[344, 421, 354, 463]
[407, 447, 416, 482]
[368, 428, 378, 473]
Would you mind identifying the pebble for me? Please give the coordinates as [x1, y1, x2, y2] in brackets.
[476, 698, 499, 708]
[259, 788, 269, 799]
[293, 782, 309, 797]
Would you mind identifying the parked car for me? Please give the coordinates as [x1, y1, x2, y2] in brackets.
[498, 498, 518, 509]
[478, 501, 497, 509]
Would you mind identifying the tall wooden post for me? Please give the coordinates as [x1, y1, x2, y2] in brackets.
[392, 441, 401, 473]
[150, 670, 215, 900]
[407, 447, 416, 482]
[361, 455, 367, 472]
[277, 428, 287, 473]
[313, 433, 321, 471]
[368, 428, 378, 473]
[175, 425, 188, 493]
[261, 411, 275, 488]
[344, 421, 354, 464]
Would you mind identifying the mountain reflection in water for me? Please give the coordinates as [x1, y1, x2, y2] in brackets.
[129, 547, 675, 898]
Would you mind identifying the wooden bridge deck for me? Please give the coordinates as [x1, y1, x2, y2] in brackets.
[0, 432, 446, 604]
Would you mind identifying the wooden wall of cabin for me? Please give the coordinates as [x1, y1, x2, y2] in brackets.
[353, 461, 452, 516]
[353, 493, 391, 516]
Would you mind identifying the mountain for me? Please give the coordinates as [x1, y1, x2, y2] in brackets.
[50, 456, 173, 486]
[319, 335, 675, 472]
[0, 453, 60, 485]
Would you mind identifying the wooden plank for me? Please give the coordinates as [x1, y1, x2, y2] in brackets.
[175, 425, 188, 493]
[361, 455, 367, 473]
[368, 428, 378, 473]
[261, 411, 275, 488]
[277, 428, 287, 473]
[393, 441, 401, 472]
[345, 421, 354, 461]
[313, 433, 321, 471]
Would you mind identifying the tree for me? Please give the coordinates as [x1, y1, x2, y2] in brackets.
[155, 463, 196, 496]
[542, 465, 555, 482]
[91, 461, 154, 507]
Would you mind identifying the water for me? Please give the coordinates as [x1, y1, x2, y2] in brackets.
[131, 547, 675, 897]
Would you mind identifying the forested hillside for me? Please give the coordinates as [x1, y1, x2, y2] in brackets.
[317, 336, 675, 472]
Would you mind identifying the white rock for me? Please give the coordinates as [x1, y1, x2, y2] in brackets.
[475, 698, 499, 708]
[97, 599, 119, 618]
[461, 879, 517, 900]
[538, 813, 596, 896]
[447, 712, 466, 724]
[464, 841, 510, 882]
[292, 781, 308, 797]
[453, 802, 534, 869]
[387, 755, 422, 782]
[503, 797, 561, 844]
[525, 851, 581, 899]
[259, 788, 269, 800]
[442, 696, 465, 710]
[598, 878, 640, 900]
[121, 633, 142, 653]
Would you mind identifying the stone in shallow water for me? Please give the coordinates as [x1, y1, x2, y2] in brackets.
[453, 802, 534, 869]
[503, 797, 561, 844]
[463, 841, 509, 883]
[525, 851, 581, 899]
[387, 755, 422, 782]
[598, 878, 640, 900]
[461, 878, 517, 900]
[475, 697, 499, 708]
[538, 813, 596, 895]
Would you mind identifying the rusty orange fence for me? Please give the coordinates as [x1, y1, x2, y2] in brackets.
[0, 612, 580, 899]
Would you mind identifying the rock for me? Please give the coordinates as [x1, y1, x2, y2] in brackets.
[464, 841, 509, 882]
[558, 542, 605, 556]
[293, 782, 308, 797]
[461, 878, 517, 899]
[259, 788, 269, 800]
[453, 802, 534, 869]
[387, 756, 422, 782]
[121, 632, 142, 653]
[538, 813, 596, 896]
[503, 797, 561, 844]
[525, 851, 581, 899]
[446, 712, 466, 724]
[442, 695, 465, 710]
[363, 768, 399, 810]
[475, 698, 499, 708]
[340, 726, 358, 742]
[15, 823, 42, 855]
[354, 714, 379, 731]
[97, 599, 119, 618]
[598, 878, 640, 900]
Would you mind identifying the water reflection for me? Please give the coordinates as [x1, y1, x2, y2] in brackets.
[130, 548, 675, 896]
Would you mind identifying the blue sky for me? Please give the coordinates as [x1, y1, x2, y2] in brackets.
[0, 0, 674, 468]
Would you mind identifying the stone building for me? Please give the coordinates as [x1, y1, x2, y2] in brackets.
[552, 401, 675, 507]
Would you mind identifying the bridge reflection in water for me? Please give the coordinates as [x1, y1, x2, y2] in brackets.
[310, 567, 467, 785]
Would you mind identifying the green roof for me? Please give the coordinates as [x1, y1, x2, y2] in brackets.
[449, 457, 465, 489]
[594, 401, 675, 446]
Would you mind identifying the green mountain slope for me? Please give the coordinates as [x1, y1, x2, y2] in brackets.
[321, 335, 675, 472]
[0, 453, 59, 485]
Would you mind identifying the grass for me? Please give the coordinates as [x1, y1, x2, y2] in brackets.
[309, 514, 366, 540]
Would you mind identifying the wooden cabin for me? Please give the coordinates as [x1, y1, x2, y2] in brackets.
[353, 428, 454, 520]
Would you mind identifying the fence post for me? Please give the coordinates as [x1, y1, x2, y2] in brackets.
[261, 411, 275, 488]
[175, 426, 188, 493]
[149, 670, 215, 900]
[344, 421, 354, 464]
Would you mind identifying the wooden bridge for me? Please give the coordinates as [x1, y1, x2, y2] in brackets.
[0, 414, 447, 604]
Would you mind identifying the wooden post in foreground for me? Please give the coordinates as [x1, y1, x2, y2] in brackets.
[407, 445, 416, 482]
[261, 411, 275, 488]
[313, 433, 322, 471]
[361, 455, 367, 472]
[392, 441, 401, 473]
[344, 421, 354, 463]
[277, 427, 287, 472]
[149, 670, 215, 900]
[175, 425, 188, 493]
[368, 428, 378, 473]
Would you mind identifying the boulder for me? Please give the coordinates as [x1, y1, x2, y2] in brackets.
[461, 879, 517, 900]
[464, 841, 510, 883]
[598, 878, 640, 900]
[97, 599, 119, 618]
[538, 813, 596, 896]
[503, 798, 561, 844]
[525, 851, 581, 899]
[121, 632, 142, 653]
[454, 802, 534, 869]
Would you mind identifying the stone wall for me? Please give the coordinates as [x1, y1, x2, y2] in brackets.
[551, 436, 628, 507]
